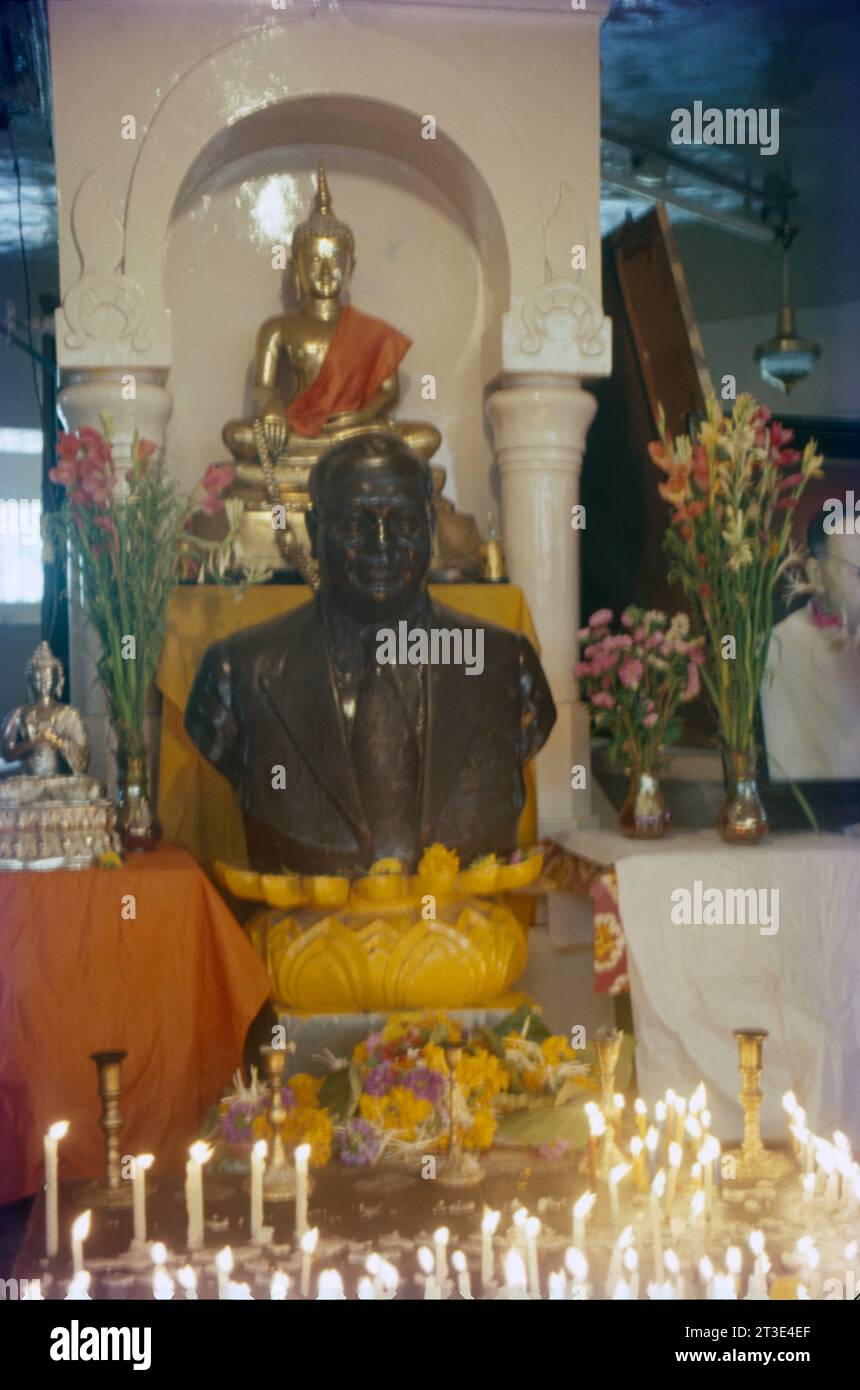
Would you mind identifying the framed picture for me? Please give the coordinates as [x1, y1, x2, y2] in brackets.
[757, 417, 860, 830]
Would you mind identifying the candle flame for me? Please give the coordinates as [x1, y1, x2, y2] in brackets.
[844, 1241, 858, 1260]
[589, 1110, 606, 1138]
[609, 1162, 631, 1187]
[365, 1252, 381, 1276]
[504, 1248, 527, 1290]
[674, 1096, 686, 1117]
[623, 1246, 638, 1272]
[689, 1082, 706, 1114]
[525, 1216, 541, 1238]
[380, 1261, 399, 1291]
[134, 1153, 154, 1173]
[270, 1270, 289, 1299]
[651, 1169, 666, 1198]
[668, 1141, 682, 1169]
[153, 1268, 174, 1299]
[614, 1092, 625, 1110]
[573, 1190, 596, 1218]
[252, 1139, 267, 1161]
[71, 1210, 91, 1241]
[645, 1126, 658, 1152]
[300, 1227, 319, 1255]
[564, 1247, 588, 1282]
[782, 1089, 798, 1115]
[357, 1276, 375, 1300]
[67, 1271, 91, 1297]
[699, 1256, 714, 1282]
[48, 1121, 69, 1140]
[317, 1270, 344, 1297]
[690, 1190, 705, 1219]
[634, 1097, 647, 1117]
[801, 1172, 815, 1195]
[513, 1207, 528, 1229]
[617, 1224, 634, 1250]
[417, 1246, 434, 1275]
[630, 1136, 643, 1156]
[726, 1246, 742, 1274]
[452, 1250, 467, 1273]
[433, 1226, 450, 1245]
[685, 1116, 702, 1141]
[188, 1140, 212, 1165]
[749, 1230, 765, 1257]
[655, 1100, 667, 1122]
[150, 1241, 167, 1266]
[177, 1265, 197, 1291]
[294, 1142, 311, 1166]
[664, 1248, 680, 1276]
[612, 1278, 631, 1299]
[215, 1246, 234, 1274]
[481, 1207, 501, 1234]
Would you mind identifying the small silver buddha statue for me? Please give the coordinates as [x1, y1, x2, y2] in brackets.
[0, 642, 120, 869]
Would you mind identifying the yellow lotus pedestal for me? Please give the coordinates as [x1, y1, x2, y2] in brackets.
[215, 853, 542, 1013]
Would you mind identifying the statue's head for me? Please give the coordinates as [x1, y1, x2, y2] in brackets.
[26, 642, 63, 702]
[808, 505, 860, 633]
[290, 163, 355, 304]
[307, 432, 435, 623]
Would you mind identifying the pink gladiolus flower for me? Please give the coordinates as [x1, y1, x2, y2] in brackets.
[642, 712, 658, 728]
[590, 691, 615, 709]
[198, 462, 236, 514]
[619, 657, 644, 690]
[683, 661, 701, 701]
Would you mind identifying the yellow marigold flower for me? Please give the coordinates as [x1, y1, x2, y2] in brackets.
[522, 1066, 548, 1093]
[281, 1106, 333, 1166]
[353, 1041, 368, 1063]
[252, 1114, 270, 1140]
[461, 1105, 496, 1151]
[417, 843, 460, 877]
[289, 1073, 322, 1106]
[422, 1042, 449, 1073]
[541, 1035, 575, 1066]
[456, 1051, 509, 1100]
[369, 857, 404, 874]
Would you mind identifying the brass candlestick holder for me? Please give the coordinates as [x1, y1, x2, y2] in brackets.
[724, 1028, 791, 1184]
[593, 1028, 626, 1179]
[84, 1050, 134, 1208]
[437, 1043, 484, 1188]
[258, 1044, 311, 1203]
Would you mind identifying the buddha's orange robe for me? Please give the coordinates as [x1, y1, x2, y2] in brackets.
[287, 304, 412, 439]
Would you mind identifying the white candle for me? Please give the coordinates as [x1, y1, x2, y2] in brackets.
[215, 1246, 233, 1300]
[644, 1126, 658, 1179]
[452, 1250, 472, 1299]
[185, 1141, 212, 1251]
[250, 1139, 267, 1243]
[712, 1272, 737, 1300]
[380, 1260, 399, 1296]
[665, 1142, 682, 1212]
[433, 1226, 450, 1288]
[608, 1163, 630, 1227]
[689, 1082, 706, 1116]
[71, 1209, 91, 1275]
[177, 1265, 197, 1299]
[316, 1269, 346, 1300]
[525, 1216, 541, 1298]
[699, 1255, 714, 1300]
[270, 1270, 289, 1300]
[417, 1245, 440, 1299]
[548, 1270, 566, 1299]
[572, 1191, 595, 1252]
[564, 1247, 588, 1300]
[503, 1248, 528, 1299]
[689, 1190, 705, 1264]
[44, 1120, 69, 1259]
[800, 1171, 815, 1213]
[366, 1252, 383, 1297]
[749, 1229, 767, 1295]
[612, 1278, 632, 1299]
[623, 1246, 639, 1300]
[650, 1171, 665, 1282]
[226, 1280, 254, 1300]
[294, 1142, 311, 1239]
[699, 1135, 719, 1217]
[132, 1154, 154, 1245]
[300, 1226, 319, 1298]
[606, 1224, 633, 1296]
[664, 1248, 683, 1299]
[153, 1268, 174, 1300]
[481, 1207, 500, 1288]
[64, 1271, 92, 1301]
[357, 1276, 376, 1300]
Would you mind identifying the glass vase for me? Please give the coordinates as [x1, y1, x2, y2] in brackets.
[116, 751, 161, 853]
[619, 770, 671, 840]
[718, 750, 768, 845]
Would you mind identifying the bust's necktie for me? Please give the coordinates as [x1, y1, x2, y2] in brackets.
[351, 649, 420, 861]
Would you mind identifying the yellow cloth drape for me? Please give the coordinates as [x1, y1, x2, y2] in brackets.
[157, 583, 541, 874]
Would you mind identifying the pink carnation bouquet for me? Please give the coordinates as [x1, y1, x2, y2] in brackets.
[575, 606, 705, 774]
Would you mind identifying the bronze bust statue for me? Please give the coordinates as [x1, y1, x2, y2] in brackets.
[185, 433, 555, 873]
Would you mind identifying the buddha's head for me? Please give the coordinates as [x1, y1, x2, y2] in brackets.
[307, 432, 435, 623]
[290, 164, 355, 304]
[26, 641, 63, 704]
[808, 506, 860, 634]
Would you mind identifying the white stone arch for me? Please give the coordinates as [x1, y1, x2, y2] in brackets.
[123, 12, 546, 372]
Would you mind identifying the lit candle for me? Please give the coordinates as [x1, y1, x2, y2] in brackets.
[645, 1125, 658, 1180]
[699, 1134, 719, 1217]
[700, 1109, 711, 1143]
[153, 1268, 175, 1300]
[294, 1142, 311, 1239]
[726, 1245, 742, 1296]
[215, 1246, 233, 1300]
[185, 1141, 212, 1251]
[712, 1272, 737, 1300]
[664, 1248, 683, 1299]
[250, 1139, 267, 1244]
[481, 1207, 500, 1288]
[689, 1190, 705, 1264]
[270, 1270, 289, 1300]
[452, 1250, 472, 1299]
[132, 1154, 154, 1246]
[800, 1171, 815, 1213]
[512, 1206, 529, 1244]
[71, 1209, 91, 1275]
[674, 1096, 687, 1145]
[748, 1230, 767, 1298]
[689, 1082, 706, 1117]
[300, 1227, 318, 1298]
[608, 1162, 631, 1227]
[564, 1247, 588, 1300]
[634, 1097, 648, 1140]
[380, 1260, 399, 1297]
[366, 1252, 383, 1297]
[630, 1137, 648, 1193]
[417, 1245, 440, 1299]
[177, 1265, 198, 1299]
[503, 1248, 528, 1299]
[525, 1216, 541, 1298]
[612, 1278, 632, 1299]
[690, 1161, 702, 1193]
[650, 1171, 665, 1282]
[613, 1092, 625, 1138]
[623, 1246, 639, 1300]
[44, 1120, 69, 1259]
[357, 1276, 376, 1300]
[64, 1271, 92, 1301]
[586, 1108, 604, 1187]
[572, 1190, 595, 1252]
[665, 1141, 682, 1212]
[685, 1115, 702, 1159]
[655, 1098, 667, 1152]
[227, 1280, 253, 1299]
[434, 1226, 450, 1288]
[548, 1270, 566, 1299]
[606, 1224, 633, 1296]
[316, 1269, 346, 1300]
[699, 1255, 715, 1300]
[664, 1090, 676, 1155]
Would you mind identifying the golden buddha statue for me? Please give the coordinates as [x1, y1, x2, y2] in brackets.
[0, 642, 120, 869]
[217, 164, 488, 580]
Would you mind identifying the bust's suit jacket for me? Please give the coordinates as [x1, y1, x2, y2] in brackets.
[184, 595, 556, 873]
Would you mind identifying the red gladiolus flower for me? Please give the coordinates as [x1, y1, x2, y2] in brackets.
[691, 445, 709, 491]
[78, 426, 112, 466]
[198, 462, 235, 515]
[134, 437, 158, 471]
[775, 497, 797, 510]
[699, 583, 714, 601]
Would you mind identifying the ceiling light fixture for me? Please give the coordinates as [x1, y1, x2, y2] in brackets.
[754, 226, 821, 394]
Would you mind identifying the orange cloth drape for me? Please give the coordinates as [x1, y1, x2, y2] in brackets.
[0, 846, 271, 1204]
[286, 305, 412, 438]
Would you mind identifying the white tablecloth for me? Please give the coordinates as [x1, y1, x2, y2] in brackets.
[563, 829, 860, 1145]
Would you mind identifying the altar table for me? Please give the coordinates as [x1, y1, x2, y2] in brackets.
[156, 584, 541, 875]
[0, 847, 271, 1206]
[558, 828, 860, 1146]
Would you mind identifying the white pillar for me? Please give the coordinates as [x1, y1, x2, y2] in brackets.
[57, 371, 173, 790]
[487, 375, 597, 836]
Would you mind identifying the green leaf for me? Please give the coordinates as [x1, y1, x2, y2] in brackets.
[317, 1066, 355, 1121]
[493, 1005, 551, 1045]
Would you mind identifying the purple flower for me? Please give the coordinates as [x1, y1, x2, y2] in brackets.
[280, 1085, 296, 1112]
[222, 1100, 258, 1145]
[363, 1061, 397, 1096]
[338, 1118, 382, 1166]
[619, 657, 644, 690]
[539, 1138, 573, 1161]
[365, 1031, 385, 1053]
[400, 1068, 446, 1105]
